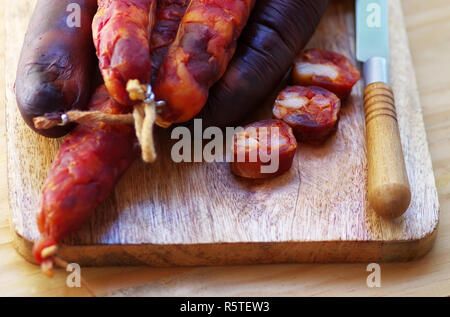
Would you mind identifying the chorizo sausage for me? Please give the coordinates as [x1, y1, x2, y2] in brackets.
[194, 0, 329, 129]
[32, 85, 138, 265]
[151, 0, 190, 84]
[273, 86, 341, 144]
[292, 49, 361, 99]
[92, 0, 156, 106]
[15, 0, 98, 138]
[154, 0, 256, 127]
[231, 119, 297, 179]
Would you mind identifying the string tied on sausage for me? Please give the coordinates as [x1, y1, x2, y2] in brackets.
[126, 80, 162, 163]
[39, 244, 97, 297]
[32, 80, 164, 164]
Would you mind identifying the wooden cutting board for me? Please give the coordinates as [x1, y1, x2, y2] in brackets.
[6, 0, 439, 266]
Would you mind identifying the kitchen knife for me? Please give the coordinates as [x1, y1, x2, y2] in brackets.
[356, 0, 411, 218]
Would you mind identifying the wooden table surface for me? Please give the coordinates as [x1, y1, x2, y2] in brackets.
[1, 0, 449, 297]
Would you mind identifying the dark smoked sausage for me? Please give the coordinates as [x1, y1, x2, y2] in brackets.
[15, 0, 98, 138]
[194, 0, 329, 128]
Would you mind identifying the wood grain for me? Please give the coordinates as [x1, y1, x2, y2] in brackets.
[6, 0, 439, 267]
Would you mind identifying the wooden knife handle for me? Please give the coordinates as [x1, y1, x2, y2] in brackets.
[364, 82, 411, 218]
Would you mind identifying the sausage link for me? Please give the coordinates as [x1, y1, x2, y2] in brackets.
[92, 0, 156, 105]
[32, 86, 139, 264]
[15, 0, 98, 138]
[151, 0, 190, 84]
[154, 0, 256, 126]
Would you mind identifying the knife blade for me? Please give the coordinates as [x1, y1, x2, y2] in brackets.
[355, 0, 411, 219]
[356, 0, 390, 85]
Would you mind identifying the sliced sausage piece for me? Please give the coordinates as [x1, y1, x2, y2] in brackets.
[273, 86, 341, 143]
[231, 119, 297, 179]
[292, 49, 360, 99]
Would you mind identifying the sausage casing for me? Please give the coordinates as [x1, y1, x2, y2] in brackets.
[155, 0, 256, 126]
[93, 0, 156, 105]
[151, 0, 190, 84]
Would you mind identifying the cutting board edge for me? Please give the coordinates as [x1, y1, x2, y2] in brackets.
[12, 223, 438, 267]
